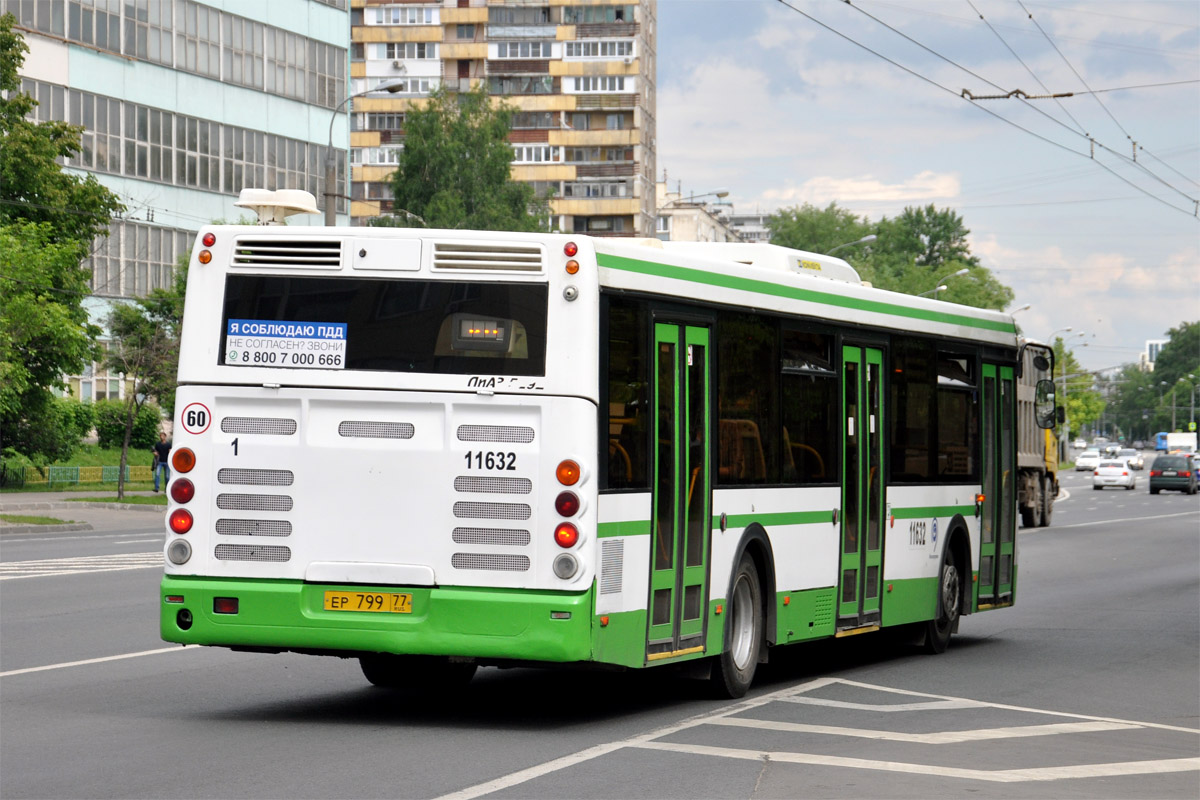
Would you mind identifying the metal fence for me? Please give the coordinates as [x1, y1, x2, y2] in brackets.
[0, 465, 152, 488]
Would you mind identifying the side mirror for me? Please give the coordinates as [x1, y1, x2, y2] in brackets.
[1034, 379, 1057, 429]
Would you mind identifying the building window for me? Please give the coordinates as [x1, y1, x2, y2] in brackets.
[487, 75, 554, 95]
[511, 145, 560, 164]
[571, 76, 627, 93]
[488, 7, 551, 25]
[372, 6, 437, 25]
[496, 41, 552, 58]
[564, 40, 634, 59]
[511, 111, 557, 129]
[376, 42, 439, 60]
[562, 5, 635, 24]
[456, 24, 476, 39]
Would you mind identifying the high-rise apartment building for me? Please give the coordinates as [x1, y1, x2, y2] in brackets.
[5, 0, 349, 400]
[349, 0, 656, 237]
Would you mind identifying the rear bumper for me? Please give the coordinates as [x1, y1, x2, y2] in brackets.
[161, 576, 595, 663]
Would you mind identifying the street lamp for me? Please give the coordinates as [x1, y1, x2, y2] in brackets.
[1007, 303, 1032, 315]
[918, 267, 969, 298]
[1057, 331, 1086, 455]
[324, 78, 407, 226]
[826, 234, 877, 256]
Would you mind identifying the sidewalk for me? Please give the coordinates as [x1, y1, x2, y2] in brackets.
[0, 490, 166, 535]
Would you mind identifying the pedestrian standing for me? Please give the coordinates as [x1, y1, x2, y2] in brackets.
[153, 432, 172, 492]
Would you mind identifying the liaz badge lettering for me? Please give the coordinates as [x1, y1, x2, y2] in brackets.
[224, 319, 348, 369]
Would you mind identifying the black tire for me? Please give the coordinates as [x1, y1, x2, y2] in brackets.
[1038, 477, 1054, 527]
[360, 654, 477, 690]
[1093, 485, 1102, 491]
[711, 553, 763, 699]
[1019, 505, 1036, 527]
[924, 544, 961, 655]
[1150, 487, 1160, 495]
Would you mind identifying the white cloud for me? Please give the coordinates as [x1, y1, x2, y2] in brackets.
[763, 171, 962, 205]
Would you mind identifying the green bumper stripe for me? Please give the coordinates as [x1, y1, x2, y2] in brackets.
[161, 576, 594, 663]
[714, 510, 833, 529]
[598, 253, 1016, 334]
[597, 519, 651, 538]
[891, 505, 976, 519]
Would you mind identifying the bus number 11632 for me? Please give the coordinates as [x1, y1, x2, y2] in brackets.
[464, 451, 517, 470]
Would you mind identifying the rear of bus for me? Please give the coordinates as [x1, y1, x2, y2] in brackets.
[160, 226, 601, 670]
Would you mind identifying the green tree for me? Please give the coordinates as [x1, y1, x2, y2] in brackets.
[1052, 338, 1104, 442]
[1151, 321, 1199, 392]
[383, 85, 550, 231]
[1105, 364, 1157, 443]
[0, 221, 102, 458]
[1, 14, 122, 461]
[766, 202, 872, 263]
[0, 14, 123, 245]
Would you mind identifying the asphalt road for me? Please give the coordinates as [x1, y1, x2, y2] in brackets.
[1, 480, 1197, 799]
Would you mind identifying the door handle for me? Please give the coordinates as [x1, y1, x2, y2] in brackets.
[832, 508, 839, 526]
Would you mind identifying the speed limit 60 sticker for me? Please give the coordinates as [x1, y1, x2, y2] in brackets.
[181, 402, 212, 435]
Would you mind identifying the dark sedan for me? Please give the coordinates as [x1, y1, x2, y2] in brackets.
[1148, 455, 1198, 494]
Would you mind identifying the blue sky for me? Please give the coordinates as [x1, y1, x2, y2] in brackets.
[656, 0, 1199, 372]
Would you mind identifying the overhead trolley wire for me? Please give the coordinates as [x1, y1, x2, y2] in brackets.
[771, 0, 1199, 220]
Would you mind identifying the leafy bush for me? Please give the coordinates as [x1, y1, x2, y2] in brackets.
[0, 447, 40, 487]
[93, 400, 162, 450]
[0, 394, 86, 463]
[59, 398, 95, 442]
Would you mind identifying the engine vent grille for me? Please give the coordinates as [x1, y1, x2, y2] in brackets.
[452, 501, 531, 520]
[452, 527, 531, 546]
[216, 493, 294, 512]
[216, 519, 292, 537]
[600, 538, 624, 595]
[451, 553, 530, 571]
[433, 242, 543, 272]
[221, 417, 297, 436]
[215, 543, 291, 562]
[456, 425, 535, 443]
[218, 468, 294, 486]
[338, 421, 415, 439]
[454, 476, 532, 494]
[232, 238, 341, 268]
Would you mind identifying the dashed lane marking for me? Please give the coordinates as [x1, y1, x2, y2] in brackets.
[0, 645, 198, 677]
[0, 552, 161, 580]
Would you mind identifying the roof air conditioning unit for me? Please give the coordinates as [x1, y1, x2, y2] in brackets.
[623, 57, 632, 64]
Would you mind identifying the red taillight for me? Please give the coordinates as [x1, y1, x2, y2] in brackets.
[202, 232, 216, 247]
[556, 460, 581, 486]
[169, 508, 193, 534]
[564, 241, 578, 257]
[213, 597, 238, 614]
[554, 523, 579, 548]
[1181, 472, 1192, 478]
[1093, 470, 1099, 476]
[1150, 470, 1161, 477]
[170, 478, 195, 504]
[172, 448, 196, 473]
[555, 491, 580, 517]
[1122, 471, 1128, 476]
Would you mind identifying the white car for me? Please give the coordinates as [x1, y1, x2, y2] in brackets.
[1093, 460, 1136, 490]
[1075, 449, 1101, 471]
[1118, 448, 1144, 470]
[1073, 438, 1087, 449]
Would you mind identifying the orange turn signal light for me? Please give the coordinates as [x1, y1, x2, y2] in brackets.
[198, 250, 212, 264]
[556, 459, 581, 486]
[172, 448, 196, 473]
[565, 259, 579, 275]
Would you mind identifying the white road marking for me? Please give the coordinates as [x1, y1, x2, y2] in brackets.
[708, 717, 1140, 743]
[0, 645, 198, 677]
[631, 741, 1200, 784]
[433, 677, 1200, 798]
[779, 696, 986, 712]
[0, 552, 161, 580]
[1048, 511, 1197, 531]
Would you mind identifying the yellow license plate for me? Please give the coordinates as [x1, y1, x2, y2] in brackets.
[323, 591, 412, 614]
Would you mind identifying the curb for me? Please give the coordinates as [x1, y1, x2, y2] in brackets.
[0, 502, 165, 513]
[0, 522, 93, 534]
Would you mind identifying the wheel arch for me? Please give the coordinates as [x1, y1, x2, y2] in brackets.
[943, 514, 972, 616]
[724, 523, 778, 650]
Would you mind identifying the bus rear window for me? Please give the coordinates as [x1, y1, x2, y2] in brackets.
[221, 275, 547, 375]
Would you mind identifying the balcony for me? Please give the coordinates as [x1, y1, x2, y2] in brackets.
[575, 23, 640, 38]
[487, 60, 551, 75]
[573, 94, 640, 109]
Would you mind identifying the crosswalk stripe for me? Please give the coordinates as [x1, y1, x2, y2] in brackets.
[708, 717, 1141, 743]
[0, 552, 161, 580]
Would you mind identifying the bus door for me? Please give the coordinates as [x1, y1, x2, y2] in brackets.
[838, 345, 884, 629]
[978, 364, 1016, 607]
[647, 323, 712, 660]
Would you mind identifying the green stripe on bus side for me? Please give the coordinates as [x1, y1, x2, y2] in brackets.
[891, 505, 975, 520]
[712, 510, 833, 530]
[596, 519, 651, 538]
[597, 253, 1016, 334]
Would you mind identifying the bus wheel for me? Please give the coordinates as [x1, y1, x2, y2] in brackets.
[360, 654, 477, 690]
[711, 553, 763, 699]
[1038, 477, 1054, 526]
[924, 546, 961, 654]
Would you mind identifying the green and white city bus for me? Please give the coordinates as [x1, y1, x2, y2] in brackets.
[160, 192, 1057, 697]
